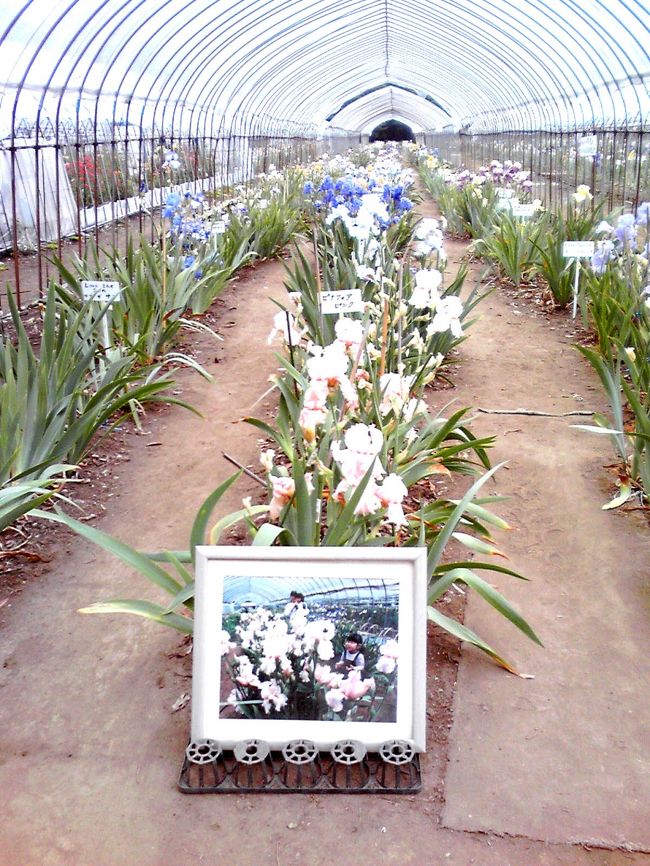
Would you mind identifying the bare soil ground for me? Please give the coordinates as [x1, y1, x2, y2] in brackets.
[0, 196, 649, 865]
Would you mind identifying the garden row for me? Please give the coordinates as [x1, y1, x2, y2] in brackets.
[415, 147, 650, 510]
[0, 164, 316, 533]
[32, 144, 540, 679]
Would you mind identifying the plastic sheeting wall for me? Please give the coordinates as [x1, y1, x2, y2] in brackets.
[0, 144, 77, 252]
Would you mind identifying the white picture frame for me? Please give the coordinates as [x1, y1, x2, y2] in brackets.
[191, 546, 427, 751]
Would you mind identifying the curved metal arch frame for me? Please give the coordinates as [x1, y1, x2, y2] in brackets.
[168, 1, 387, 138]
[144, 0, 345, 135]
[380, 0, 601, 129]
[234, 35, 523, 133]
[179, 3, 390, 135]
[333, 91, 450, 134]
[2, 0, 648, 138]
[73, 0, 640, 135]
[209, 5, 556, 130]
[328, 45, 558, 135]
[334, 99, 441, 135]
[223, 0, 604, 128]
[195, 0, 644, 131]
[511, 0, 641, 130]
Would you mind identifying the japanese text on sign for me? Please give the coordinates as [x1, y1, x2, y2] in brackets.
[578, 135, 598, 157]
[80, 281, 122, 303]
[563, 241, 595, 258]
[320, 290, 364, 315]
[511, 203, 536, 219]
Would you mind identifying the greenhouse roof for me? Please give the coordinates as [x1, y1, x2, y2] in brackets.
[1, 0, 649, 136]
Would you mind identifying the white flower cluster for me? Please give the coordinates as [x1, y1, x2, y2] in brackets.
[223, 606, 396, 720]
[331, 423, 409, 527]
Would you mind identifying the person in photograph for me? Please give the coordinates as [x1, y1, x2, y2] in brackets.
[283, 590, 309, 624]
[335, 632, 365, 674]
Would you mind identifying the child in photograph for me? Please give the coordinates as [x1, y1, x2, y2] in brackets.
[284, 590, 308, 624]
[335, 632, 365, 674]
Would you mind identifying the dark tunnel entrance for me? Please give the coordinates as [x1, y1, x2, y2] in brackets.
[368, 119, 416, 142]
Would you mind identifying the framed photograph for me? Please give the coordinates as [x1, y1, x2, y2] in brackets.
[191, 546, 427, 751]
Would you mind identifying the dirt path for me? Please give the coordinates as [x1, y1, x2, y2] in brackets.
[0, 203, 649, 865]
[435, 240, 650, 850]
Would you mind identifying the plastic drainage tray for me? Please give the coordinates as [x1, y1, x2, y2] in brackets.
[179, 738, 422, 794]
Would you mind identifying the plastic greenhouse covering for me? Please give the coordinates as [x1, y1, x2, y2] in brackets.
[0, 0, 648, 293]
[2, 0, 648, 134]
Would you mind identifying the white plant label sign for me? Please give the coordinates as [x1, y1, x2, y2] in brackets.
[80, 280, 122, 303]
[495, 197, 518, 211]
[212, 220, 227, 235]
[320, 289, 364, 315]
[578, 135, 598, 157]
[496, 187, 516, 198]
[511, 203, 536, 219]
[563, 241, 595, 258]
[563, 241, 596, 319]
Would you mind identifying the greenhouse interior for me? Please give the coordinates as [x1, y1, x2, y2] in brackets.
[0, 0, 649, 861]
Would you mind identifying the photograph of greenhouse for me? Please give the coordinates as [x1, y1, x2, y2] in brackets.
[219, 576, 400, 723]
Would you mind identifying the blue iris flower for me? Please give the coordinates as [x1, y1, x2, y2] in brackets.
[615, 214, 637, 244]
[339, 179, 354, 197]
[303, 181, 314, 195]
[635, 201, 650, 225]
[399, 197, 413, 211]
[591, 244, 614, 274]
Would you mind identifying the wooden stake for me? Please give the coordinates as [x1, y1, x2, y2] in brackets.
[379, 295, 389, 377]
[161, 227, 167, 309]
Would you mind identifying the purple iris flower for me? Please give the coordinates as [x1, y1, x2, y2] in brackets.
[591, 241, 615, 274]
[635, 201, 650, 225]
[614, 213, 637, 245]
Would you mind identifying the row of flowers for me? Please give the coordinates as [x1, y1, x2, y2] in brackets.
[415, 144, 649, 507]
[416, 146, 649, 291]
[47, 143, 540, 677]
[228, 144, 541, 671]
[1, 153, 332, 536]
[260, 147, 469, 531]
